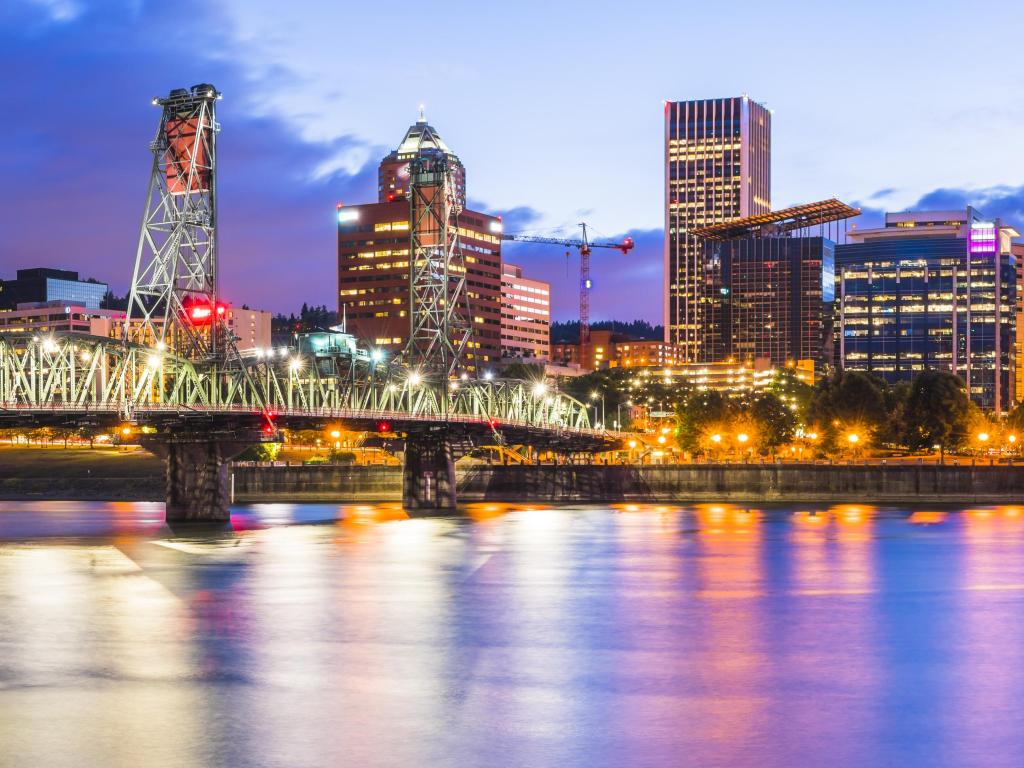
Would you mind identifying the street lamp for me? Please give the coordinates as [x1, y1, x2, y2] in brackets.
[847, 432, 860, 445]
[977, 431, 990, 443]
[737, 433, 749, 444]
[710, 433, 722, 444]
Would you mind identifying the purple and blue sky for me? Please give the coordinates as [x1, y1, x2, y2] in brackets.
[2, 0, 1023, 322]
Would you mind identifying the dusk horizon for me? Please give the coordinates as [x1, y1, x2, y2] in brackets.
[3, 0, 1024, 323]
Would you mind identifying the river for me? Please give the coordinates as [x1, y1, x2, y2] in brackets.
[2, 501, 1023, 767]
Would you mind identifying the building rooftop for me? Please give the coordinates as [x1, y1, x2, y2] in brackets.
[691, 198, 861, 240]
[395, 111, 453, 158]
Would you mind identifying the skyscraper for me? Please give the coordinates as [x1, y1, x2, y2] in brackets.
[337, 115, 503, 370]
[664, 96, 771, 360]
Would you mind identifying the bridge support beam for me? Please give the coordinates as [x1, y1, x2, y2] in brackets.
[402, 433, 457, 512]
[143, 435, 251, 523]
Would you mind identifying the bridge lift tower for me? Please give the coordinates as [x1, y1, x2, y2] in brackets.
[405, 149, 472, 380]
[125, 84, 223, 360]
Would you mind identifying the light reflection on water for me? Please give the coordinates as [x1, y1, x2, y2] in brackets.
[2, 501, 1024, 767]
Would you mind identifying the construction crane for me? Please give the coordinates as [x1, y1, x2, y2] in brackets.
[501, 223, 633, 369]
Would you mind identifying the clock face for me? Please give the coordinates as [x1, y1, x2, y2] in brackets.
[398, 163, 410, 179]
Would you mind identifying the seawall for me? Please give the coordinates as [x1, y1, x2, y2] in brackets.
[230, 463, 1024, 504]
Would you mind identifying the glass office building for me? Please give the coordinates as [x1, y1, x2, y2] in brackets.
[694, 200, 857, 370]
[0, 268, 107, 310]
[837, 209, 1018, 411]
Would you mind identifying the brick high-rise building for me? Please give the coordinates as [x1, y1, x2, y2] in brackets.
[664, 96, 771, 360]
[337, 115, 502, 370]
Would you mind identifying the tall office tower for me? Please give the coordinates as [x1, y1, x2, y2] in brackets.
[337, 115, 503, 371]
[664, 96, 771, 360]
[837, 208, 1018, 412]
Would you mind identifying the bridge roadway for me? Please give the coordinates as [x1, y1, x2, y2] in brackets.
[0, 332, 618, 519]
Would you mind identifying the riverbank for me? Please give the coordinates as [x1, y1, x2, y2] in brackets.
[2, 448, 1021, 504]
[0, 447, 164, 500]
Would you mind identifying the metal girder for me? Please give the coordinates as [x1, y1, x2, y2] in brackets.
[0, 333, 597, 440]
[406, 149, 472, 379]
[125, 84, 221, 360]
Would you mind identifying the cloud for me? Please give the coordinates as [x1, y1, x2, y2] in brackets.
[850, 184, 1024, 234]
[0, 0, 376, 313]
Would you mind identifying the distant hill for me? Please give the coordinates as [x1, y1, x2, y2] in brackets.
[551, 319, 663, 343]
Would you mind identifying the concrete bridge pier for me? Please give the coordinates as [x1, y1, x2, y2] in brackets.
[143, 435, 251, 523]
[402, 432, 457, 512]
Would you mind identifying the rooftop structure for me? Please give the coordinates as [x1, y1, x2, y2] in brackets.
[691, 198, 861, 240]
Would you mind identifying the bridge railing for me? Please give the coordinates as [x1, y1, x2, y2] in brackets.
[0, 333, 596, 433]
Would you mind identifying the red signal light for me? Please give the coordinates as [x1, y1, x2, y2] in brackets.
[377, 421, 391, 434]
[263, 424, 274, 435]
[488, 418, 498, 429]
[184, 299, 228, 325]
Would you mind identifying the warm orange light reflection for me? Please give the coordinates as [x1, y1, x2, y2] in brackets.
[909, 511, 947, 525]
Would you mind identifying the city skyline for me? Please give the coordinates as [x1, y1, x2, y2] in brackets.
[2, 0, 1024, 323]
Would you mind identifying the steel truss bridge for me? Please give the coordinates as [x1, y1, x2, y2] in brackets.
[3, 82, 614, 519]
[0, 331, 601, 448]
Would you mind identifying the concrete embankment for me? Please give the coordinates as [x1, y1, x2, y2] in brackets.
[229, 462, 1024, 504]
[1, 447, 1021, 504]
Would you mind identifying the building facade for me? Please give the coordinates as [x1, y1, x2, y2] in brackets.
[552, 330, 687, 370]
[664, 96, 771, 360]
[693, 199, 857, 371]
[0, 268, 107, 310]
[0, 302, 271, 352]
[499, 263, 550, 361]
[837, 208, 1018, 411]
[338, 117, 503, 370]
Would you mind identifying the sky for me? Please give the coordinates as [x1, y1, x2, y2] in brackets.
[1, 0, 1023, 323]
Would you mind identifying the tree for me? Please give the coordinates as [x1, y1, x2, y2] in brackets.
[677, 390, 736, 453]
[235, 443, 281, 462]
[902, 371, 972, 455]
[807, 370, 891, 450]
[750, 392, 797, 453]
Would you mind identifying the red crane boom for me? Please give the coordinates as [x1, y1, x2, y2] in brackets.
[501, 223, 633, 369]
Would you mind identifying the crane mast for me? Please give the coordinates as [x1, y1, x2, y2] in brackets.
[501, 224, 633, 370]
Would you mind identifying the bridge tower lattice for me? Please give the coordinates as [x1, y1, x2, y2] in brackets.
[125, 84, 222, 360]
[406, 149, 472, 379]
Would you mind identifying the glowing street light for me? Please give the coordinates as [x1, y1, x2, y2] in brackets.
[657, 435, 666, 444]
[1009, 434, 1018, 445]
[977, 431, 990, 443]
[847, 432, 860, 445]
[737, 433, 749, 444]
[710, 433, 722, 444]
[408, 372, 422, 387]
[628, 440, 637, 449]
[532, 382, 547, 398]
[330, 430, 341, 439]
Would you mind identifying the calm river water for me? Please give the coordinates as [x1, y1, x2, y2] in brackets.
[2, 501, 1024, 767]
